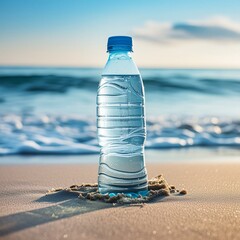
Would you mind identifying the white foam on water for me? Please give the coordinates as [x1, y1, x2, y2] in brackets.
[0, 114, 239, 155]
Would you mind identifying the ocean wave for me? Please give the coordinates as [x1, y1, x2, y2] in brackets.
[1, 74, 240, 95]
[0, 75, 98, 93]
[0, 114, 239, 155]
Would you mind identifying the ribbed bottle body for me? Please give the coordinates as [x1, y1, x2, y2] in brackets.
[97, 74, 148, 194]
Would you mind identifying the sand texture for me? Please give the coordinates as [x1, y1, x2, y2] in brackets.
[0, 163, 240, 240]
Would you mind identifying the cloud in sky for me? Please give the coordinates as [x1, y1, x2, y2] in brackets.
[133, 17, 240, 43]
[131, 16, 240, 68]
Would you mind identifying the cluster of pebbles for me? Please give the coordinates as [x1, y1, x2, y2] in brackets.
[48, 175, 187, 205]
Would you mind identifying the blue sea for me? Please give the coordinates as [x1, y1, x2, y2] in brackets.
[0, 66, 240, 155]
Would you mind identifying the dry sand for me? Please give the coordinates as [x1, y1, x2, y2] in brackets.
[0, 163, 240, 240]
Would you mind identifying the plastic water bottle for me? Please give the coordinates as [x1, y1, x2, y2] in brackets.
[97, 36, 148, 196]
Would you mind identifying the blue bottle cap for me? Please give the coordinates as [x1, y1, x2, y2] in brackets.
[107, 36, 133, 52]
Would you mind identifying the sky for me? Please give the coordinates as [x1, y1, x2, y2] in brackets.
[1, 0, 240, 68]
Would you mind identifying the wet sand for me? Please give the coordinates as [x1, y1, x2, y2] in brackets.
[0, 162, 240, 240]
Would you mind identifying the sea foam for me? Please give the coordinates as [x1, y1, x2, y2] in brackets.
[0, 114, 239, 155]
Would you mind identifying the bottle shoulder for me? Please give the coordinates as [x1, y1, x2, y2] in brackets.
[102, 58, 140, 75]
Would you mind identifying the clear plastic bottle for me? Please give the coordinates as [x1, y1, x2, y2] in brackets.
[97, 36, 148, 196]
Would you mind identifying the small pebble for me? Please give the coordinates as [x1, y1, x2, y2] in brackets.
[179, 189, 187, 195]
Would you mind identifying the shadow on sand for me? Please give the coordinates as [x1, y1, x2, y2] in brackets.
[0, 175, 185, 237]
[0, 191, 112, 237]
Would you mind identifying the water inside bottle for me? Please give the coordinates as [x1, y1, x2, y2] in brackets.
[97, 75, 148, 195]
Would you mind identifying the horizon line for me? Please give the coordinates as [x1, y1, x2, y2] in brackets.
[1, 64, 240, 71]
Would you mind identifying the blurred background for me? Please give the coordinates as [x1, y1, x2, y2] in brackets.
[0, 0, 240, 159]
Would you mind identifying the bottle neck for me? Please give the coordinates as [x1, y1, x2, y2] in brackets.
[108, 51, 132, 61]
[102, 50, 139, 76]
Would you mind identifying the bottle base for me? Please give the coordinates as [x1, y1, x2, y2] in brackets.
[98, 186, 149, 198]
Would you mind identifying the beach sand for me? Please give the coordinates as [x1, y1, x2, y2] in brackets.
[0, 161, 240, 240]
